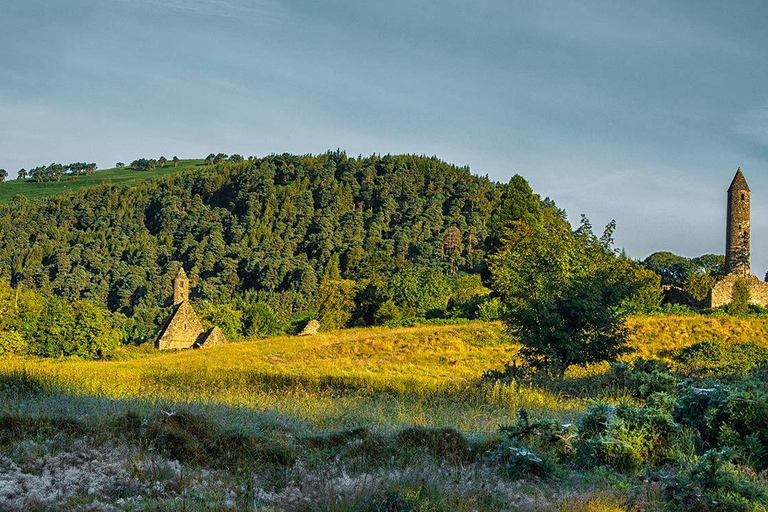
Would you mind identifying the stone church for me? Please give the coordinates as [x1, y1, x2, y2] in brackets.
[708, 169, 768, 307]
[156, 268, 227, 350]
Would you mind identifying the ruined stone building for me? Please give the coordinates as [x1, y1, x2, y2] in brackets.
[156, 267, 227, 350]
[709, 169, 768, 307]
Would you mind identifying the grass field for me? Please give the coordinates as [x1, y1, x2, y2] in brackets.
[0, 159, 205, 205]
[3, 315, 768, 510]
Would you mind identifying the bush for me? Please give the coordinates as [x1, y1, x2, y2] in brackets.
[729, 278, 751, 316]
[240, 302, 283, 338]
[0, 330, 27, 356]
[477, 296, 504, 321]
[669, 449, 768, 511]
[673, 340, 768, 378]
[374, 300, 401, 325]
[395, 426, 473, 464]
[576, 396, 679, 472]
[611, 359, 678, 398]
[675, 385, 768, 469]
[499, 407, 576, 460]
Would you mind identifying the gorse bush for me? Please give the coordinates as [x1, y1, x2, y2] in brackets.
[669, 449, 768, 512]
[576, 395, 679, 472]
[611, 359, 678, 399]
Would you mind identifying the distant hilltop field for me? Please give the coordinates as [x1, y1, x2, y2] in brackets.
[0, 158, 206, 205]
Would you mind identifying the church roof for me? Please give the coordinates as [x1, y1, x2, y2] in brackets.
[729, 168, 750, 192]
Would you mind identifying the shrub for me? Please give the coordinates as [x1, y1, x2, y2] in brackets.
[240, 302, 283, 338]
[374, 300, 401, 325]
[395, 426, 473, 464]
[611, 359, 677, 399]
[477, 296, 504, 321]
[673, 340, 768, 378]
[576, 396, 679, 472]
[0, 330, 27, 356]
[499, 408, 576, 460]
[668, 449, 768, 512]
[683, 273, 716, 302]
[675, 385, 768, 469]
[729, 278, 751, 316]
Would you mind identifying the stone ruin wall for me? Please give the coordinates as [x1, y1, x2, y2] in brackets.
[709, 273, 768, 308]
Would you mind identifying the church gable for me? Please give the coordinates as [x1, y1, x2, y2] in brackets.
[156, 301, 205, 350]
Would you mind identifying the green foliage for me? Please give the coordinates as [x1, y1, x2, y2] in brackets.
[611, 359, 678, 399]
[20, 296, 119, 359]
[198, 302, 244, 341]
[619, 263, 663, 314]
[730, 278, 752, 316]
[576, 395, 679, 473]
[0, 330, 27, 356]
[239, 301, 283, 338]
[489, 206, 645, 376]
[0, 153, 498, 340]
[476, 296, 504, 321]
[389, 266, 452, 318]
[669, 449, 768, 512]
[642, 252, 724, 287]
[69, 300, 121, 359]
[683, 273, 717, 302]
[316, 278, 357, 330]
[447, 274, 491, 317]
[374, 299, 402, 325]
[672, 340, 768, 379]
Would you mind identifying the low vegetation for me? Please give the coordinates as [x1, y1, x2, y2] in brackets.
[4, 316, 768, 510]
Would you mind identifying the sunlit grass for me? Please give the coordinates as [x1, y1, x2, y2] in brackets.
[3, 314, 766, 434]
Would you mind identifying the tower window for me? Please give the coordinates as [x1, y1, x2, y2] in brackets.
[742, 193, 746, 200]
[184, 323, 187, 330]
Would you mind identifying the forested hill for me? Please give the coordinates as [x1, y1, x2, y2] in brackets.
[0, 152, 503, 339]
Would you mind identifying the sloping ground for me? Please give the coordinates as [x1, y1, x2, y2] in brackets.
[627, 314, 768, 359]
[0, 159, 205, 204]
[3, 323, 512, 398]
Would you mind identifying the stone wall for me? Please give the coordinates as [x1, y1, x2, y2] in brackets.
[709, 273, 768, 308]
[156, 301, 204, 350]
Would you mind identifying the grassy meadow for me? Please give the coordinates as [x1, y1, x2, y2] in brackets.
[0, 159, 205, 204]
[3, 315, 768, 510]
[0, 315, 768, 511]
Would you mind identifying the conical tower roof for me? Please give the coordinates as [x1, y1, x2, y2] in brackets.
[729, 168, 750, 192]
[175, 267, 187, 279]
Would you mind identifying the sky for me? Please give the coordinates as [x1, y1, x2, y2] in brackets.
[1, 1, 768, 270]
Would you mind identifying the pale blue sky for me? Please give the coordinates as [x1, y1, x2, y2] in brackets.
[1, 1, 767, 270]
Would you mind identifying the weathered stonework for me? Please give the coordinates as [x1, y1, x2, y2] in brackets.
[708, 169, 768, 308]
[195, 326, 227, 348]
[156, 267, 228, 350]
[156, 301, 205, 350]
[709, 273, 768, 308]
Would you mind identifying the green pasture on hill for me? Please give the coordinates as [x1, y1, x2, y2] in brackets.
[0, 159, 206, 205]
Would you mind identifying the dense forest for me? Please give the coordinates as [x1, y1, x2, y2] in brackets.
[0, 152, 505, 345]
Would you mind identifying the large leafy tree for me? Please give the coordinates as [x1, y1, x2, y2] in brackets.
[488, 180, 653, 377]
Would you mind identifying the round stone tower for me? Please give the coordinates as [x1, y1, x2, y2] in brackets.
[174, 267, 189, 305]
[726, 168, 750, 275]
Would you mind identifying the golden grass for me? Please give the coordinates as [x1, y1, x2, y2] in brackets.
[4, 314, 767, 433]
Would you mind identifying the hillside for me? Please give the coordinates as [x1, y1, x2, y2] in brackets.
[0, 159, 205, 205]
[0, 152, 502, 340]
